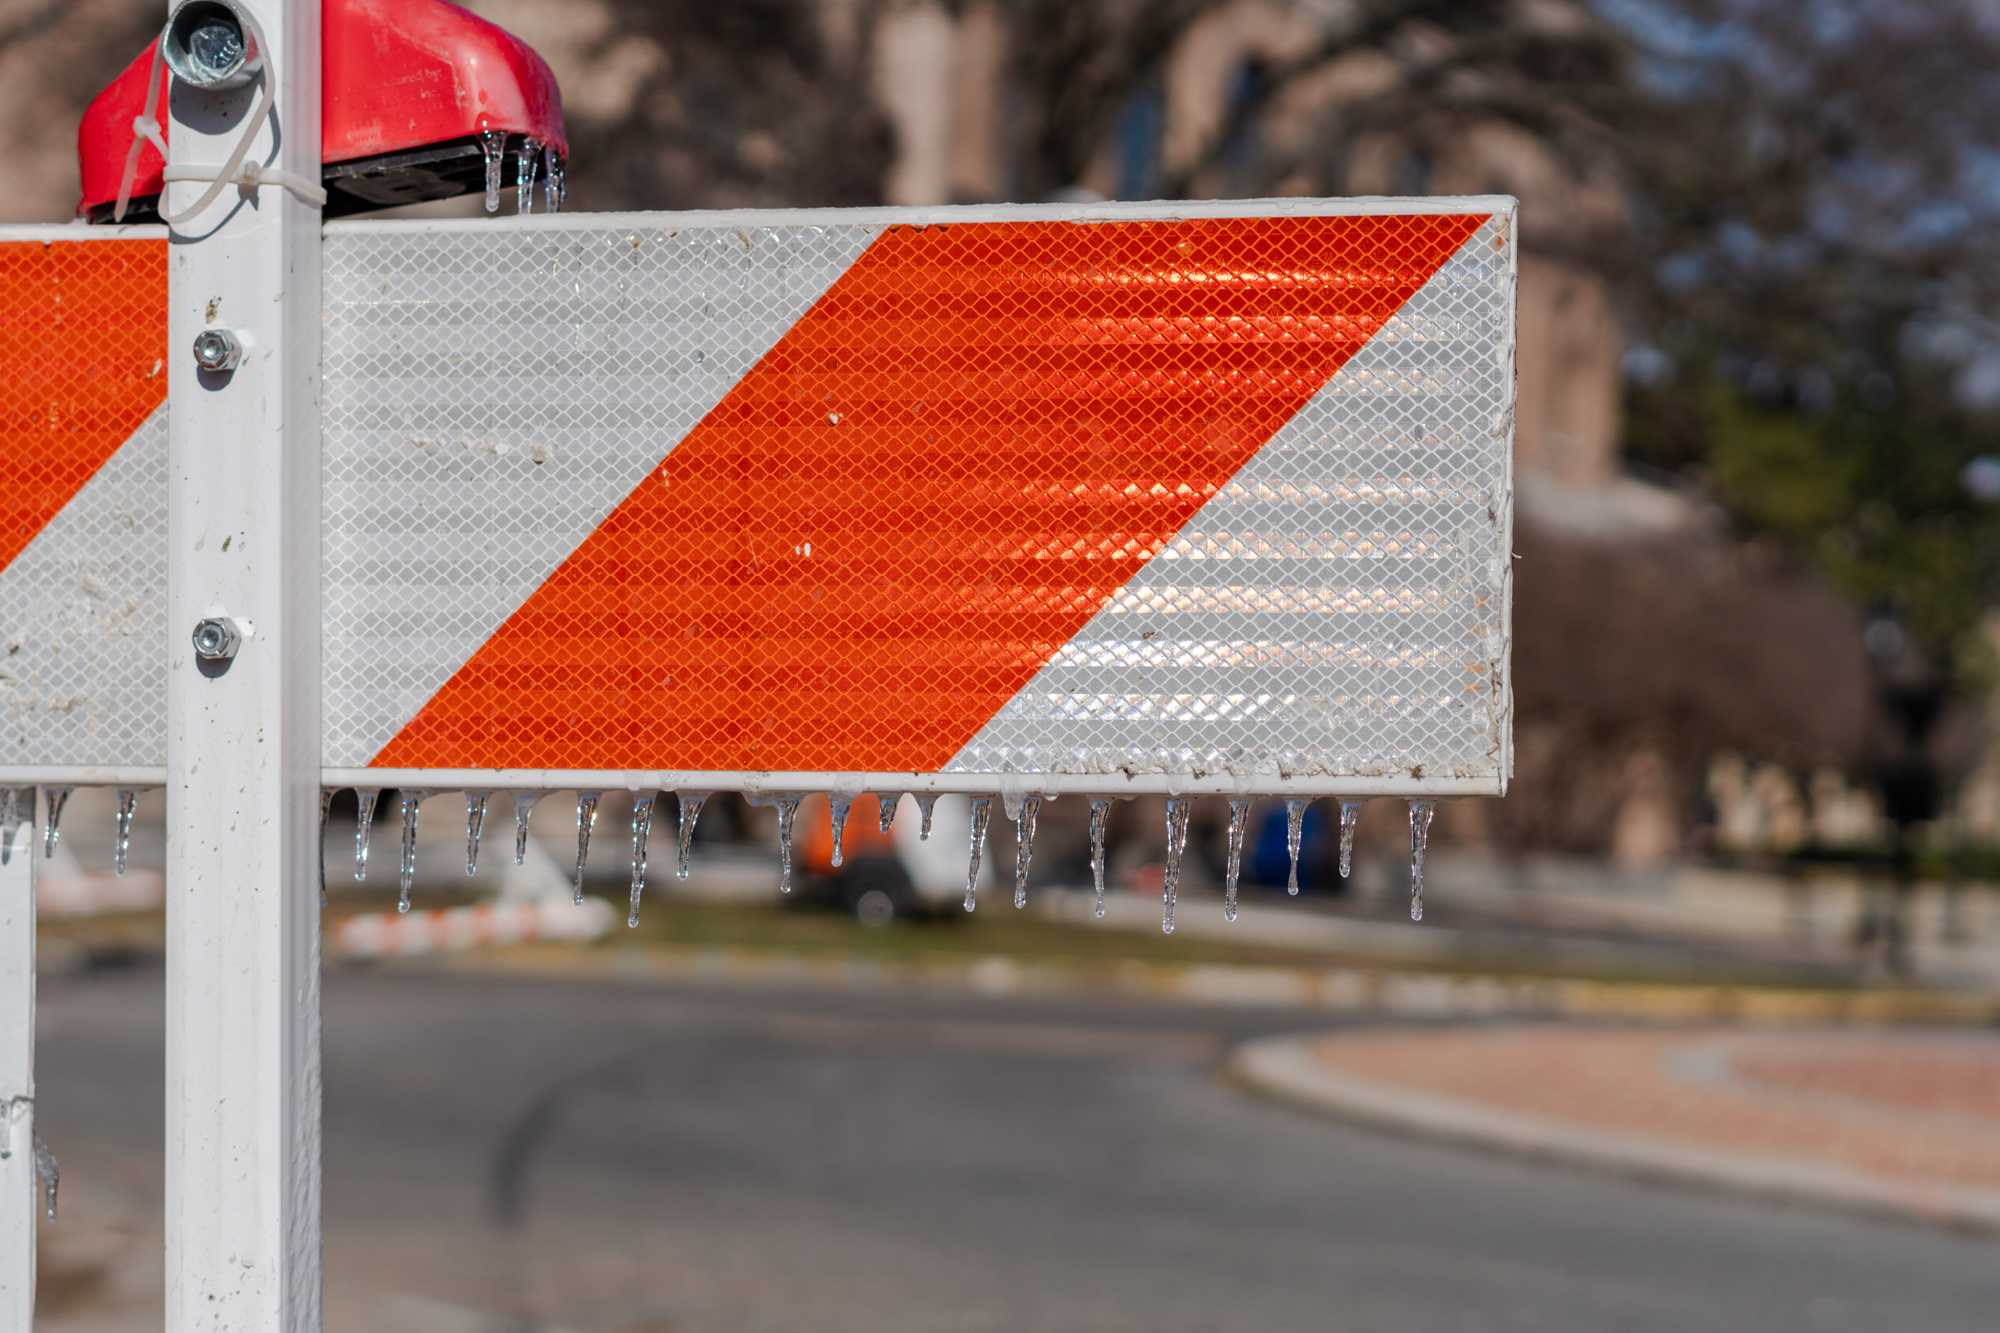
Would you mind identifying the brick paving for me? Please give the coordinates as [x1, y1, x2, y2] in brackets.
[1306, 1027, 2000, 1196]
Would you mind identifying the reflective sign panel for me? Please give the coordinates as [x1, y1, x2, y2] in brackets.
[0, 227, 167, 778]
[321, 199, 1516, 795]
[0, 200, 1514, 795]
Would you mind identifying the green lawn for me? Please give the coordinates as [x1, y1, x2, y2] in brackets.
[46, 885, 1878, 993]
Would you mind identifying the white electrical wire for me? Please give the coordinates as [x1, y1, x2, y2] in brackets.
[112, 10, 325, 225]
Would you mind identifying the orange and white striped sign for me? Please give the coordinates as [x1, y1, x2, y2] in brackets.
[5, 199, 1515, 795]
[0, 227, 168, 780]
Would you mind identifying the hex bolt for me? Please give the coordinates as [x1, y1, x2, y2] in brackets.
[192, 328, 243, 373]
[191, 617, 242, 663]
[163, 1, 262, 90]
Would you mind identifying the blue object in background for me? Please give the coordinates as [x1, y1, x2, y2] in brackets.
[1113, 86, 1163, 199]
[1248, 802, 1334, 892]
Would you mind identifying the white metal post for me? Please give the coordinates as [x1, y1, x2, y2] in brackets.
[164, 1, 323, 1328]
[0, 795, 36, 1331]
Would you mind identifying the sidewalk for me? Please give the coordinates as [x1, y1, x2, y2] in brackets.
[1231, 1025, 2000, 1236]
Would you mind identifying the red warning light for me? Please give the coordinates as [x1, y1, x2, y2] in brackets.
[77, 0, 566, 223]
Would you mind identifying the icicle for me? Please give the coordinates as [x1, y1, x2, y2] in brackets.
[1, 1094, 22, 1159]
[0, 788, 18, 866]
[41, 786, 72, 858]
[352, 788, 379, 881]
[628, 792, 657, 928]
[33, 1134, 57, 1222]
[774, 795, 801, 894]
[464, 792, 489, 876]
[396, 790, 427, 914]
[480, 128, 507, 212]
[963, 796, 992, 912]
[877, 792, 900, 834]
[318, 789, 332, 904]
[1012, 794, 1041, 910]
[1088, 798, 1111, 919]
[827, 792, 852, 869]
[112, 789, 139, 876]
[1224, 798, 1249, 923]
[572, 792, 601, 904]
[516, 137, 541, 215]
[675, 791, 708, 880]
[916, 793, 938, 840]
[1161, 798, 1190, 935]
[545, 151, 567, 213]
[513, 790, 541, 865]
[1408, 799, 1435, 923]
[1338, 800, 1362, 879]
[1284, 798, 1308, 896]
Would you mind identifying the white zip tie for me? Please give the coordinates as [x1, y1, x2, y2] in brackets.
[163, 159, 326, 211]
[112, 13, 324, 225]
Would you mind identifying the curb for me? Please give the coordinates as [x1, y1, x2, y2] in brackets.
[1227, 1035, 2000, 1239]
[415, 938, 2000, 1027]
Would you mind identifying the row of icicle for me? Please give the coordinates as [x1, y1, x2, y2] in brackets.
[3, 786, 1440, 934]
[480, 130, 566, 215]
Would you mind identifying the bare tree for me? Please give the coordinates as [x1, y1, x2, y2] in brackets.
[574, 1, 896, 212]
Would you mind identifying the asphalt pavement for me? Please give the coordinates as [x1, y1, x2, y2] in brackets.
[32, 963, 2000, 1331]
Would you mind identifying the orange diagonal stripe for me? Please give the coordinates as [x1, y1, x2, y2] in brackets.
[375, 212, 1485, 773]
[0, 238, 167, 573]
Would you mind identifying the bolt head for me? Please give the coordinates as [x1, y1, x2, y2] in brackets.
[164, 1, 262, 90]
[192, 329, 243, 373]
[187, 19, 245, 78]
[192, 617, 241, 662]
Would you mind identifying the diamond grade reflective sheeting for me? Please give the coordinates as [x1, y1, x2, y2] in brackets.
[0, 231, 169, 773]
[322, 200, 1517, 794]
[0, 200, 1515, 794]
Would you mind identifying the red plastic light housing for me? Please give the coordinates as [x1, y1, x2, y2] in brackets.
[78, 0, 566, 222]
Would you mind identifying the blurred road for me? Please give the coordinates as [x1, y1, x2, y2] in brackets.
[35, 965, 2000, 1332]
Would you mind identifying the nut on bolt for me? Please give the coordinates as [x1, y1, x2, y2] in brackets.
[192, 328, 243, 373]
[191, 617, 242, 662]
